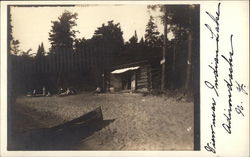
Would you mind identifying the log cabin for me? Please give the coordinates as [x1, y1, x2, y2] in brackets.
[105, 61, 153, 92]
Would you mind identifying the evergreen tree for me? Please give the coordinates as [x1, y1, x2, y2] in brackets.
[148, 5, 199, 93]
[145, 16, 161, 48]
[36, 42, 45, 57]
[48, 10, 78, 52]
[8, 13, 14, 53]
[74, 37, 87, 53]
[11, 40, 21, 55]
[139, 37, 145, 46]
[92, 20, 124, 51]
[91, 20, 124, 65]
[139, 37, 144, 44]
[128, 30, 138, 45]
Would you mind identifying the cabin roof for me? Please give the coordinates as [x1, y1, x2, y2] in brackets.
[106, 60, 148, 71]
[111, 66, 140, 74]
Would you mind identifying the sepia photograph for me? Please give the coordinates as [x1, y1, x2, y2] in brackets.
[7, 4, 200, 151]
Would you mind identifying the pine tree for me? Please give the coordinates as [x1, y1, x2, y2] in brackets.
[139, 37, 144, 45]
[92, 20, 124, 50]
[128, 30, 138, 45]
[36, 42, 45, 57]
[92, 20, 124, 63]
[49, 10, 78, 52]
[145, 16, 161, 48]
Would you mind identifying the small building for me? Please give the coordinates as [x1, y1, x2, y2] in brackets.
[105, 61, 153, 92]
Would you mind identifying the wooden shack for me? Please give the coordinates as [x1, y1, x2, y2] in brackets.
[106, 61, 152, 92]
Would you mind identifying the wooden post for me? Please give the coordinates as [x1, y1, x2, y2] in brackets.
[161, 5, 167, 91]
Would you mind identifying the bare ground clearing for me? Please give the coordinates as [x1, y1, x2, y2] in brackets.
[10, 92, 194, 150]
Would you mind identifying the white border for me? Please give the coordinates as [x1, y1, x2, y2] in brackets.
[1, 1, 249, 157]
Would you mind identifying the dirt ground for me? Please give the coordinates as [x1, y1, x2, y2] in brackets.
[10, 92, 194, 150]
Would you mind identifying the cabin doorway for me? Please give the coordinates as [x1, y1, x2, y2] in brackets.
[109, 66, 139, 92]
[121, 71, 136, 91]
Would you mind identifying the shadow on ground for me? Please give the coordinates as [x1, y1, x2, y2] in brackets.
[9, 107, 115, 150]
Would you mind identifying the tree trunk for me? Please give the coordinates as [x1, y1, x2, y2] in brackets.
[171, 43, 176, 89]
[184, 6, 194, 95]
[185, 31, 192, 92]
[161, 5, 167, 91]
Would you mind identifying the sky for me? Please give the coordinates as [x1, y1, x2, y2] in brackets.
[11, 5, 164, 54]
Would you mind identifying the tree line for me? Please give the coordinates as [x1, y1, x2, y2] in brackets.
[8, 5, 199, 96]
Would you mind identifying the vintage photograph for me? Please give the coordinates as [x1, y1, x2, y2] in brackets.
[7, 4, 200, 150]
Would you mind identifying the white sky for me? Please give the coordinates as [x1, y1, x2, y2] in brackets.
[11, 5, 164, 54]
